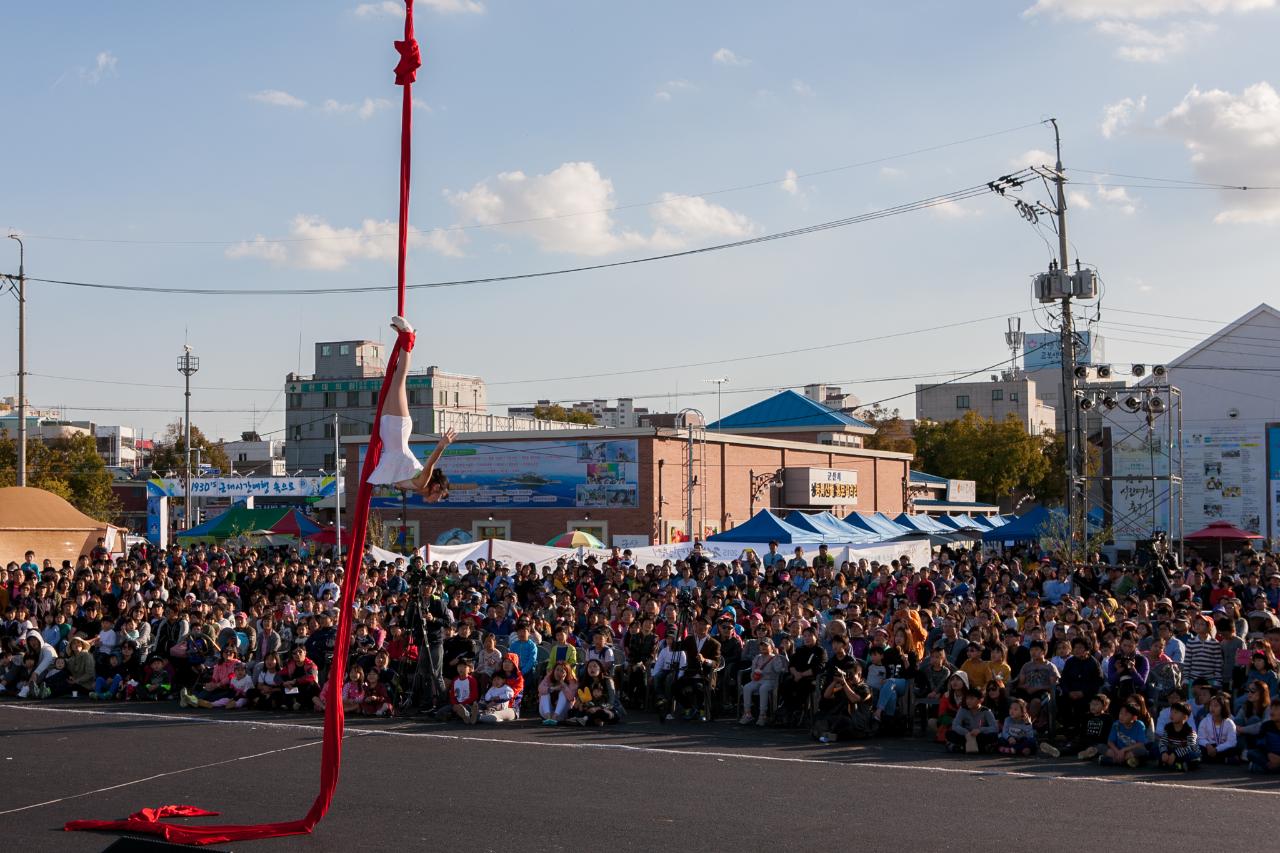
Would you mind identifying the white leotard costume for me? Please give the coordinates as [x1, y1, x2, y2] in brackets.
[366, 414, 422, 486]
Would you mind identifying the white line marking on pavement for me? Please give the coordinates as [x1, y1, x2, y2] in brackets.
[5, 704, 1278, 800]
[0, 738, 324, 816]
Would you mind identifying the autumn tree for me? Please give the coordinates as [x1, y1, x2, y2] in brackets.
[150, 421, 231, 475]
[531, 404, 596, 425]
[913, 412, 1051, 505]
[0, 430, 119, 522]
[856, 403, 916, 455]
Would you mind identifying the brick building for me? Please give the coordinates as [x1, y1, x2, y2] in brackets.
[343, 390, 912, 550]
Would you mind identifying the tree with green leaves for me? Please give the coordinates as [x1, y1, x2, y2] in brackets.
[856, 403, 916, 455]
[0, 430, 119, 521]
[150, 420, 231, 476]
[531, 404, 596, 425]
[913, 412, 1051, 505]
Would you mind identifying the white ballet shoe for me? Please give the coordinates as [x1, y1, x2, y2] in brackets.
[390, 315, 415, 335]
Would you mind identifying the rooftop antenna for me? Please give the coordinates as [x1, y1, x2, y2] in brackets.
[1004, 316, 1024, 375]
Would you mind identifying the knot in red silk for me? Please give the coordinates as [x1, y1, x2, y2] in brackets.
[394, 37, 421, 85]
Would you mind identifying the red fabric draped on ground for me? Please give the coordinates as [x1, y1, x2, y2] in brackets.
[65, 0, 421, 844]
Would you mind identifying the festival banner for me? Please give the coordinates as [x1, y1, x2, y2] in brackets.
[363, 438, 641, 509]
[146, 476, 338, 499]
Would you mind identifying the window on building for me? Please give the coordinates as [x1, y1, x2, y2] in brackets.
[956, 395, 970, 410]
[324, 392, 337, 408]
[408, 388, 425, 406]
[345, 391, 360, 407]
[323, 422, 334, 439]
[992, 389, 1004, 401]
[453, 391, 459, 406]
[439, 391, 447, 406]
[321, 345, 332, 357]
[1009, 391, 1020, 402]
[338, 344, 350, 356]
[291, 425, 302, 441]
[237, 453, 248, 462]
[323, 452, 336, 470]
[288, 393, 303, 409]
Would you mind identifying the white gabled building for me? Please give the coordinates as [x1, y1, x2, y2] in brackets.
[1163, 303, 1280, 543]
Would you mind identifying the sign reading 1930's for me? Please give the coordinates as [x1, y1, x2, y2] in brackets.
[147, 476, 338, 498]
[784, 467, 859, 507]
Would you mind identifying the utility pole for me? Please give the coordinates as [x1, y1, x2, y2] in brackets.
[7, 235, 25, 487]
[1050, 119, 1078, 560]
[177, 347, 200, 530]
[334, 412, 342, 559]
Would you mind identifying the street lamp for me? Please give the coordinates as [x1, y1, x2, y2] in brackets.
[177, 346, 200, 530]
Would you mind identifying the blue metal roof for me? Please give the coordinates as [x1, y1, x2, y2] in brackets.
[707, 389, 873, 431]
[909, 470, 950, 486]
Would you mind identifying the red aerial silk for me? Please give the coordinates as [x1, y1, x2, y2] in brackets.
[66, 1, 423, 845]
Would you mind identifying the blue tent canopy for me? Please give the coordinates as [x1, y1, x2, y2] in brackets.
[937, 514, 985, 532]
[981, 506, 1052, 541]
[971, 515, 1003, 531]
[893, 513, 956, 535]
[706, 510, 832, 544]
[785, 511, 881, 543]
[844, 511, 912, 540]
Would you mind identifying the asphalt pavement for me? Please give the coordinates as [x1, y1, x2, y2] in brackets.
[1, 700, 1275, 852]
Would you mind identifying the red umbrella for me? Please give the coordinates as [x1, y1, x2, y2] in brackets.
[1184, 520, 1263, 563]
[1185, 521, 1263, 540]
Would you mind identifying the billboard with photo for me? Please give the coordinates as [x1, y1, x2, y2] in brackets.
[362, 439, 640, 509]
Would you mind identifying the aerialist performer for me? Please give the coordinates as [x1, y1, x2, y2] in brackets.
[365, 315, 455, 500]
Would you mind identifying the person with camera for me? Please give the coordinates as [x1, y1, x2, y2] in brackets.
[410, 576, 452, 713]
[1105, 632, 1150, 702]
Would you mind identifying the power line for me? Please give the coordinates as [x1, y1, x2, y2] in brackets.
[1073, 168, 1280, 191]
[12, 121, 1047, 247]
[20, 177, 1027, 297]
[485, 310, 1035, 386]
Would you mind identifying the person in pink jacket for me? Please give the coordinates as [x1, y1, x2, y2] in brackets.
[538, 662, 578, 725]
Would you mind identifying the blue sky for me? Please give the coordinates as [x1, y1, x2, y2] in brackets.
[3, 0, 1279, 444]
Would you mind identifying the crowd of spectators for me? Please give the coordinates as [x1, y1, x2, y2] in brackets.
[5, 536, 1280, 772]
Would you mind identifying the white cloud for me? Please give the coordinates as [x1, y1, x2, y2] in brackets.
[1025, 0, 1273, 20]
[250, 89, 307, 109]
[791, 79, 815, 97]
[712, 47, 750, 66]
[654, 79, 693, 101]
[322, 97, 393, 119]
[930, 200, 983, 219]
[82, 51, 118, 85]
[781, 169, 800, 195]
[446, 161, 756, 256]
[227, 214, 464, 270]
[1025, 0, 1271, 61]
[649, 194, 756, 248]
[1157, 81, 1280, 223]
[1067, 190, 1094, 209]
[1095, 185, 1138, 214]
[355, 0, 483, 16]
[1101, 95, 1147, 137]
[879, 166, 903, 178]
[1012, 148, 1055, 168]
[1096, 19, 1213, 61]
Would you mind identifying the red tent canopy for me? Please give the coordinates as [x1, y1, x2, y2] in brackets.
[306, 526, 349, 546]
[1184, 521, 1263, 541]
